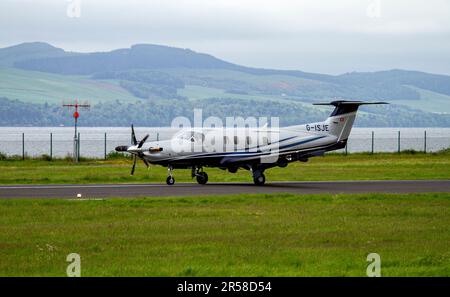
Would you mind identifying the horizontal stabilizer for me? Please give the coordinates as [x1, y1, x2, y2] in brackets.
[313, 100, 389, 106]
[313, 100, 389, 120]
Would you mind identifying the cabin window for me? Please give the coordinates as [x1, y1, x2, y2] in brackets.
[234, 136, 239, 145]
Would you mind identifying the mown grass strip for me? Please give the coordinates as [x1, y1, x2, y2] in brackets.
[0, 192, 449, 276]
[0, 152, 449, 184]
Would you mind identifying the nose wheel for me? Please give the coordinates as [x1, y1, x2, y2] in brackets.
[166, 176, 175, 185]
[166, 166, 175, 185]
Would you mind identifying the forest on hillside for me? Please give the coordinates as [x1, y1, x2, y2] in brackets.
[1, 97, 450, 127]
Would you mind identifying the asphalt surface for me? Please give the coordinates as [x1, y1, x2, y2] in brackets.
[0, 180, 449, 199]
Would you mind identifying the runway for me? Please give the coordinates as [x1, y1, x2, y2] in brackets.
[0, 180, 449, 199]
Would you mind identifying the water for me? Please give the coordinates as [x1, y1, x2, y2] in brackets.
[0, 127, 449, 158]
[338, 128, 450, 154]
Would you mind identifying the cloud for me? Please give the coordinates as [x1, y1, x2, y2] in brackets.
[0, 0, 449, 74]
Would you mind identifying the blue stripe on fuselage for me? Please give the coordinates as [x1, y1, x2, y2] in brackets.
[159, 135, 326, 161]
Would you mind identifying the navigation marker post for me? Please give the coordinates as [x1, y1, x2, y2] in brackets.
[62, 100, 90, 162]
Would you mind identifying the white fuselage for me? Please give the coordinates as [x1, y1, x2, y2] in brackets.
[129, 111, 356, 165]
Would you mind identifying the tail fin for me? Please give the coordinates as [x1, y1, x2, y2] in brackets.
[313, 100, 388, 141]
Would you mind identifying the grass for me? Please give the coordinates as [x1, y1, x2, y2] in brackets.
[396, 85, 450, 113]
[0, 192, 448, 276]
[0, 68, 140, 104]
[178, 84, 310, 106]
[0, 151, 449, 185]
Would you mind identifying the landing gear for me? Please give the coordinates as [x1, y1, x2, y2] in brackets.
[166, 176, 175, 185]
[252, 170, 266, 186]
[196, 172, 208, 185]
[192, 166, 208, 185]
[166, 166, 175, 185]
[228, 167, 238, 173]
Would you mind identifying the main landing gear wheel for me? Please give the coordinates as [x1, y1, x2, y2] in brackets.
[196, 172, 208, 185]
[253, 173, 266, 186]
[166, 176, 175, 185]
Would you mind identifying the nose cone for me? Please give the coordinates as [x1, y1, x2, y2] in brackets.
[127, 145, 140, 153]
[115, 145, 129, 152]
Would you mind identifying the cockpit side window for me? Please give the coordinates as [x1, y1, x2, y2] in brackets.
[177, 131, 205, 143]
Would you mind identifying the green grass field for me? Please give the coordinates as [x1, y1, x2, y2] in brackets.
[0, 68, 139, 104]
[0, 193, 449, 276]
[396, 85, 450, 113]
[1, 152, 448, 276]
[0, 152, 449, 185]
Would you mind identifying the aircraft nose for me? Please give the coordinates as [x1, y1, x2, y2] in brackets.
[115, 146, 129, 152]
[127, 146, 140, 153]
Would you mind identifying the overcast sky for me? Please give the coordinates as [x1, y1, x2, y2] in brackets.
[1, 0, 450, 75]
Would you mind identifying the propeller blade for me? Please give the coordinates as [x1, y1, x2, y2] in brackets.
[138, 134, 149, 148]
[142, 158, 149, 168]
[131, 124, 137, 145]
[130, 155, 136, 176]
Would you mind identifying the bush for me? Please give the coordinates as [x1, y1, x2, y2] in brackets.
[0, 151, 7, 160]
[63, 154, 74, 162]
[106, 151, 129, 160]
[400, 149, 420, 154]
[40, 154, 52, 161]
[435, 147, 450, 155]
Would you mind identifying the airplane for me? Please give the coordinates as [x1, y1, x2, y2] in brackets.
[115, 100, 387, 185]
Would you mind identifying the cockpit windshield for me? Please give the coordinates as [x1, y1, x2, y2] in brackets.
[175, 131, 205, 143]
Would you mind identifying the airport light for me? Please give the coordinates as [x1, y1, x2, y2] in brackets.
[62, 100, 90, 162]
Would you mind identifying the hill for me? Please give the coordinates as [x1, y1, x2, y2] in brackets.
[13, 43, 237, 75]
[8, 43, 450, 101]
[0, 42, 450, 126]
[0, 42, 74, 67]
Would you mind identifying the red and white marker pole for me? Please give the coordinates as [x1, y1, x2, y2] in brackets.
[62, 101, 90, 162]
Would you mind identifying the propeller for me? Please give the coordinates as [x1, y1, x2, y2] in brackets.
[131, 155, 137, 175]
[129, 124, 150, 176]
[138, 134, 149, 148]
[131, 124, 138, 145]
